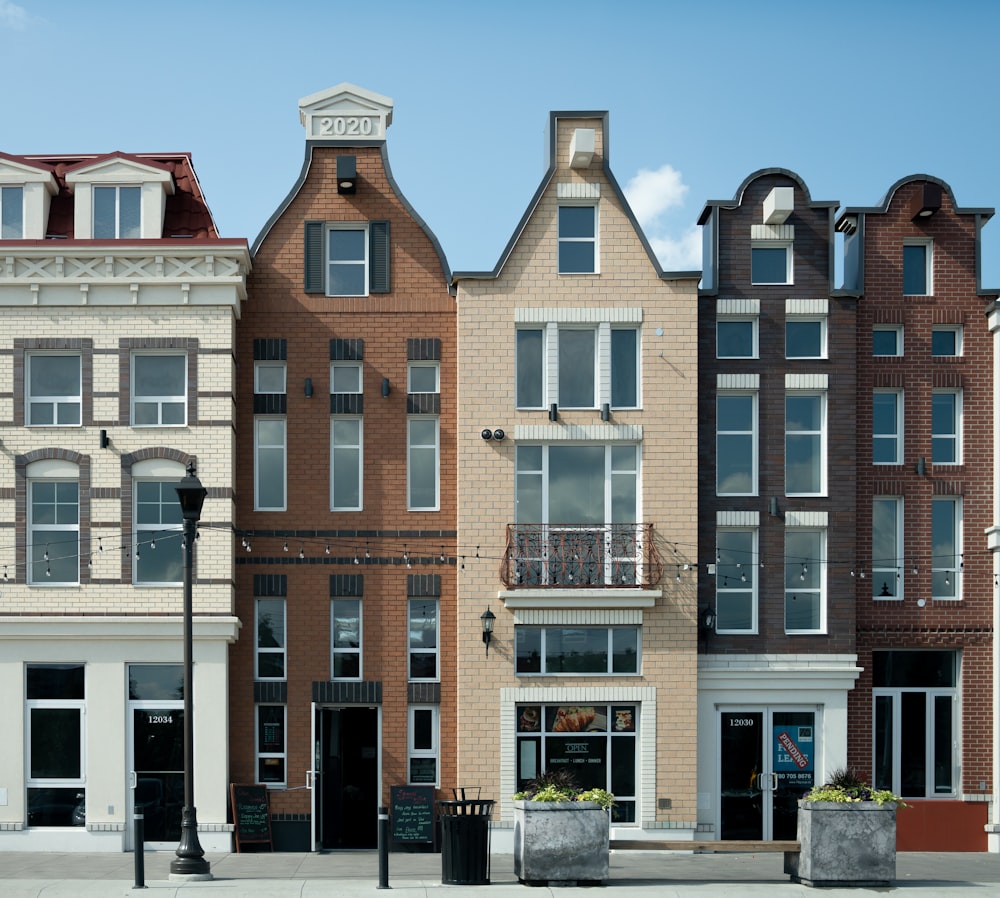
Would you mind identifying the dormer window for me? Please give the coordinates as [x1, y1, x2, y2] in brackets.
[94, 186, 141, 239]
[1, 185, 23, 238]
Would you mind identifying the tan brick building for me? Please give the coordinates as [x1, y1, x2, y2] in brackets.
[453, 113, 700, 846]
[230, 85, 455, 850]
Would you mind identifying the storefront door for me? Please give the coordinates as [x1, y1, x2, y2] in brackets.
[127, 665, 184, 850]
[718, 708, 816, 840]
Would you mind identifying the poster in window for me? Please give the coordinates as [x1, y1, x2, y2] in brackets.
[546, 705, 605, 732]
[518, 705, 541, 732]
[611, 706, 635, 732]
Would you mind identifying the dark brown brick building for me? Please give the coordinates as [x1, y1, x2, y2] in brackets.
[230, 84, 455, 850]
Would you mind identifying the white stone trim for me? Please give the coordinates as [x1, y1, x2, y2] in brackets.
[716, 510, 760, 527]
[750, 224, 794, 241]
[717, 373, 759, 390]
[556, 182, 600, 199]
[786, 298, 829, 316]
[512, 608, 643, 625]
[514, 424, 642, 442]
[785, 373, 828, 390]
[500, 588, 656, 610]
[515, 307, 641, 324]
[716, 298, 760, 316]
[785, 511, 829, 528]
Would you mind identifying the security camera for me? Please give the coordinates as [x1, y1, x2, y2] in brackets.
[481, 429, 493, 440]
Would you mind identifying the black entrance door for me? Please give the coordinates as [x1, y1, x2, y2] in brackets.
[316, 707, 379, 849]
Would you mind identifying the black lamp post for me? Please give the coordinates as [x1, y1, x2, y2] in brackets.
[170, 463, 211, 878]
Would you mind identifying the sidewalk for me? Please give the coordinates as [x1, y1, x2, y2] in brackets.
[2, 849, 999, 897]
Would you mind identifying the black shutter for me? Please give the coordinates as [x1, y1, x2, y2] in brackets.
[304, 221, 325, 293]
[369, 220, 390, 293]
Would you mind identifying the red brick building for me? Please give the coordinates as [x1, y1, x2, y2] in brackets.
[839, 176, 997, 850]
[230, 85, 455, 850]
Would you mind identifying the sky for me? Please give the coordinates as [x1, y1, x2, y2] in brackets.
[3, 0, 999, 286]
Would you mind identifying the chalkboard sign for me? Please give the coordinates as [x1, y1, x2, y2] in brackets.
[229, 783, 273, 852]
[391, 785, 435, 846]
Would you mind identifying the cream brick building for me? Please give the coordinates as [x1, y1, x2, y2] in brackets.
[0, 152, 249, 851]
[453, 113, 700, 846]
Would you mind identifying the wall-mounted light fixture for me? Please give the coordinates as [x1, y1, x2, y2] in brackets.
[382, 378, 391, 398]
[481, 606, 496, 657]
[100, 430, 109, 450]
[481, 429, 505, 441]
[304, 378, 314, 398]
[337, 155, 357, 194]
[549, 403, 558, 422]
[915, 457, 927, 476]
[768, 497, 780, 517]
[699, 606, 716, 632]
[909, 182, 942, 221]
[481, 429, 493, 440]
[601, 403, 610, 422]
[492, 429, 504, 441]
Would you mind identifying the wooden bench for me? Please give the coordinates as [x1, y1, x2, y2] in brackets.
[611, 839, 800, 853]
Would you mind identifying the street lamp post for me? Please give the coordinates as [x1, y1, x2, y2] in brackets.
[170, 463, 211, 879]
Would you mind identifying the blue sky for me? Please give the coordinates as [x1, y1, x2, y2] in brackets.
[3, 0, 998, 285]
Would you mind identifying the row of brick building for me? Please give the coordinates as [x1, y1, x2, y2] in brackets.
[0, 83, 995, 854]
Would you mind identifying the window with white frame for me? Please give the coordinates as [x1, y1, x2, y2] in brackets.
[873, 391, 903, 464]
[408, 361, 439, 394]
[327, 224, 368, 296]
[255, 417, 286, 511]
[932, 390, 961, 464]
[132, 354, 186, 426]
[407, 417, 439, 511]
[134, 481, 183, 585]
[331, 361, 362, 394]
[717, 392, 757, 495]
[256, 705, 286, 787]
[94, 185, 141, 239]
[903, 241, 932, 296]
[26, 353, 82, 426]
[716, 528, 757, 632]
[873, 326, 903, 357]
[784, 528, 825, 633]
[331, 418, 363, 511]
[786, 318, 826, 359]
[1, 185, 23, 238]
[516, 322, 640, 411]
[785, 392, 825, 495]
[331, 598, 362, 679]
[558, 205, 597, 274]
[751, 242, 791, 284]
[26, 664, 86, 827]
[256, 598, 286, 679]
[872, 498, 902, 600]
[255, 360, 286, 395]
[29, 479, 79, 584]
[408, 598, 438, 681]
[717, 319, 757, 358]
[515, 626, 640, 674]
[515, 443, 639, 586]
[932, 498, 961, 600]
[932, 327, 962, 357]
[408, 706, 439, 785]
[873, 650, 956, 797]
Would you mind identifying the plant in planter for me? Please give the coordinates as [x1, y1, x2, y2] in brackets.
[787, 768, 903, 888]
[513, 770, 614, 885]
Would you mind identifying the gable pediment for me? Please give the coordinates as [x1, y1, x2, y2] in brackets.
[65, 154, 174, 192]
[298, 83, 393, 142]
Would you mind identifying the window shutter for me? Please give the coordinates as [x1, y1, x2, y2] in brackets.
[370, 220, 390, 294]
[304, 221, 325, 293]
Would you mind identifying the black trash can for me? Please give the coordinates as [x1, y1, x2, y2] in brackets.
[437, 798, 494, 885]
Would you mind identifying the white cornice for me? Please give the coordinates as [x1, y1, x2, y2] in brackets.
[0, 616, 242, 642]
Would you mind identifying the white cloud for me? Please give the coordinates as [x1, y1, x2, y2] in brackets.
[0, 0, 28, 29]
[624, 163, 688, 228]
[648, 226, 702, 272]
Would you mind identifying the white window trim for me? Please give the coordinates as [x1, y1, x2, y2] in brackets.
[255, 597, 287, 681]
[932, 389, 962, 466]
[715, 527, 758, 634]
[407, 361, 440, 394]
[785, 391, 827, 497]
[1, 184, 24, 238]
[873, 390, 904, 465]
[717, 318, 759, 359]
[514, 625, 642, 676]
[903, 239, 933, 296]
[330, 416, 363, 512]
[26, 700, 86, 789]
[557, 202, 599, 275]
[931, 497, 962, 601]
[254, 361, 287, 395]
[784, 526, 827, 635]
[93, 185, 141, 239]
[25, 352, 82, 427]
[931, 326, 963, 357]
[131, 353, 187, 427]
[255, 704, 287, 789]
[330, 361, 362, 394]
[872, 497, 903, 601]
[873, 325, 904, 357]
[408, 705, 440, 787]
[408, 598, 439, 683]
[407, 416, 440, 512]
[27, 477, 79, 586]
[785, 317, 828, 360]
[254, 416, 287, 512]
[331, 598, 363, 681]
[751, 241, 793, 285]
[133, 479, 183, 587]
[326, 222, 369, 297]
[716, 390, 758, 496]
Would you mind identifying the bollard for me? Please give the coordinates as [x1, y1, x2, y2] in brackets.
[133, 812, 146, 889]
[377, 805, 390, 889]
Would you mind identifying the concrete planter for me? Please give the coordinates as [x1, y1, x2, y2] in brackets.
[786, 800, 897, 887]
[513, 800, 609, 885]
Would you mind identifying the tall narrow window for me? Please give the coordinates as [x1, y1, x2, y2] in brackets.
[408, 706, 439, 785]
[331, 599, 362, 679]
[558, 205, 597, 273]
[784, 528, 825, 633]
[903, 242, 931, 295]
[407, 417, 439, 511]
[26, 354, 82, 426]
[932, 391, 960, 464]
[558, 329, 596, 408]
[785, 393, 825, 495]
[932, 498, 961, 600]
[408, 598, 439, 681]
[255, 418, 286, 511]
[873, 391, 903, 464]
[610, 329, 638, 408]
[327, 225, 367, 296]
[716, 529, 757, 632]
[132, 354, 186, 426]
[256, 705, 286, 787]
[717, 393, 756, 495]
[516, 329, 544, 408]
[256, 598, 286, 679]
[1, 185, 24, 238]
[29, 480, 79, 584]
[93, 185, 140, 239]
[134, 481, 183, 585]
[872, 498, 902, 599]
[331, 418, 362, 511]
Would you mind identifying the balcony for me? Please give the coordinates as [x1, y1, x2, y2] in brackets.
[500, 523, 663, 589]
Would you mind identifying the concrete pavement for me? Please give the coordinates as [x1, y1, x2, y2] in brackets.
[2, 848, 1000, 896]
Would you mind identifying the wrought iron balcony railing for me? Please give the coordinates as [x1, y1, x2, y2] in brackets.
[500, 523, 663, 589]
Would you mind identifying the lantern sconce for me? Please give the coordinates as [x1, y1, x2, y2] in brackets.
[481, 606, 496, 657]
